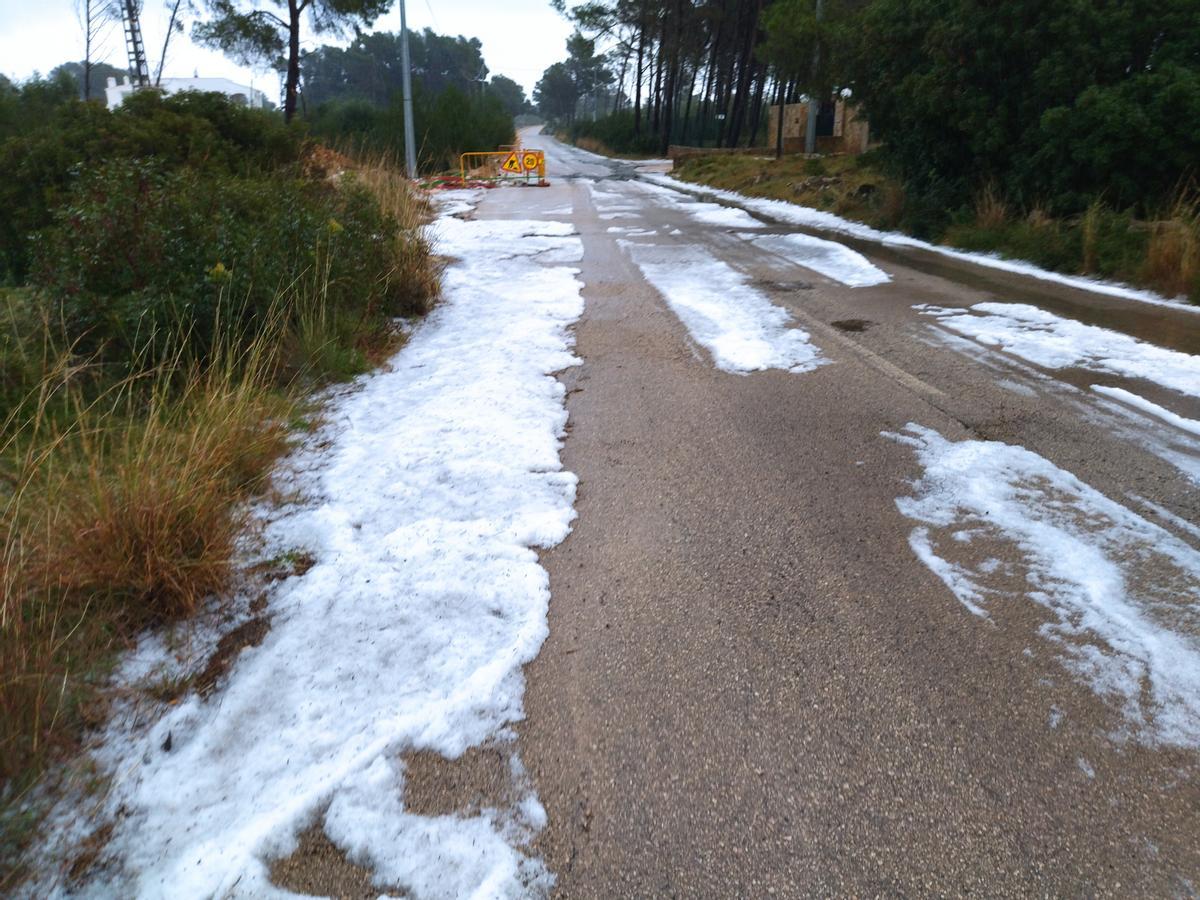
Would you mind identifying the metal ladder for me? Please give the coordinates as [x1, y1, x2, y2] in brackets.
[121, 0, 150, 87]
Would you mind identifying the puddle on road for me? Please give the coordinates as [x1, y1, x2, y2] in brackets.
[752, 278, 815, 293]
[832, 318, 877, 333]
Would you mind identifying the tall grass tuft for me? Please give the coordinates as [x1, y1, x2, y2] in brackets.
[345, 152, 441, 323]
[1080, 198, 1106, 274]
[0, 320, 292, 785]
[973, 183, 1010, 229]
[1143, 191, 1200, 300]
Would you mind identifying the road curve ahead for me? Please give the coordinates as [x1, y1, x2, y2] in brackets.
[479, 130, 1200, 896]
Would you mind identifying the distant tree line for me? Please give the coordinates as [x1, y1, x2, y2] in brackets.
[537, 0, 1199, 218]
[301, 29, 530, 117]
[297, 29, 528, 170]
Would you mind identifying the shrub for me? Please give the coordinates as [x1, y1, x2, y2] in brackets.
[0, 90, 303, 283]
[31, 159, 423, 371]
[850, 0, 1199, 220]
[1142, 195, 1200, 301]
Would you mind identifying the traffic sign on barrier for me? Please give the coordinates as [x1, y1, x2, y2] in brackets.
[458, 148, 549, 185]
[501, 151, 524, 174]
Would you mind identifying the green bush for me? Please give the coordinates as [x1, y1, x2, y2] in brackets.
[0, 90, 303, 283]
[0, 71, 77, 145]
[31, 158, 415, 370]
[1025, 65, 1200, 215]
[0, 88, 436, 819]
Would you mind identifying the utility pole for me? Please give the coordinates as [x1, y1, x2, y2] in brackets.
[398, 0, 418, 179]
[803, 0, 823, 155]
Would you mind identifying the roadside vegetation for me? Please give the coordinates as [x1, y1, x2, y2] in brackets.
[674, 152, 1200, 302]
[300, 29, 525, 171]
[563, 110, 662, 158]
[536, 0, 1198, 302]
[0, 78, 437, 867]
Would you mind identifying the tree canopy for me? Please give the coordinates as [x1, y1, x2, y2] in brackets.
[488, 75, 532, 118]
[534, 62, 579, 121]
[538, 0, 1199, 215]
[301, 29, 491, 108]
[193, 0, 390, 121]
[845, 0, 1200, 215]
[296, 29, 520, 172]
[49, 61, 128, 100]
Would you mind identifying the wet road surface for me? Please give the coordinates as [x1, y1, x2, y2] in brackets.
[470, 131, 1200, 896]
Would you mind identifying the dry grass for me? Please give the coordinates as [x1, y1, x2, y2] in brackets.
[973, 183, 1010, 230]
[38, 367, 289, 615]
[572, 136, 607, 156]
[345, 152, 441, 322]
[673, 151, 902, 230]
[1025, 205, 1055, 229]
[1143, 193, 1200, 299]
[0, 328, 292, 785]
[348, 153, 430, 231]
[1080, 199, 1105, 273]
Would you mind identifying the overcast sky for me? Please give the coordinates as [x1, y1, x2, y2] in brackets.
[0, 0, 577, 97]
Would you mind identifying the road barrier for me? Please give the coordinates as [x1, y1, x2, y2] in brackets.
[458, 148, 548, 186]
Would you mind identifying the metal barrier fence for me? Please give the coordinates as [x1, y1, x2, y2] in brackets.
[458, 148, 547, 186]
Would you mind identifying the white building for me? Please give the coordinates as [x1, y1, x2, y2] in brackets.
[105, 75, 268, 110]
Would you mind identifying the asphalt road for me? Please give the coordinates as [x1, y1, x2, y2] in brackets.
[458, 130, 1200, 897]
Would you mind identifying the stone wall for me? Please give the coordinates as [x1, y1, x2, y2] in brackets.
[765, 100, 871, 155]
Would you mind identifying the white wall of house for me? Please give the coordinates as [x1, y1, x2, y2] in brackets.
[105, 76, 268, 110]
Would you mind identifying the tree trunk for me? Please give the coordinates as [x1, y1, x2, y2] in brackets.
[155, 0, 184, 86]
[82, 0, 93, 100]
[658, 0, 685, 154]
[715, 62, 733, 147]
[698, 10, 725, 147]
[633, 5, 646, 135]
[650, 31, 663, 134]
[697, 58, 714, 145]
[284, 0, 302, 122]
[726, 0, 761, 147]
[613, 41, 630, 115]
[679, 60, 699, 145]
[746, 62, 767, 147]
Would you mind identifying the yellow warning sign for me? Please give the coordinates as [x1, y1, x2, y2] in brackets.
[501, 151, 523, 174]
[522, 151, 540, 172]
